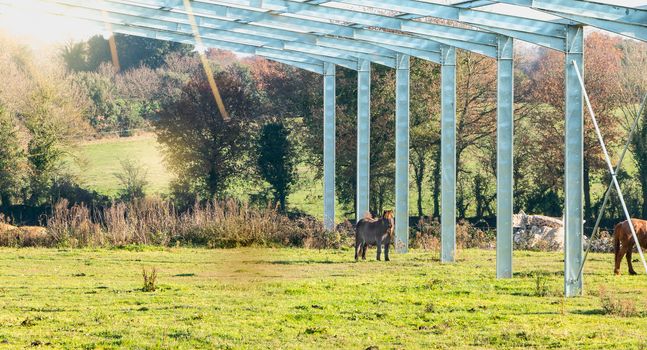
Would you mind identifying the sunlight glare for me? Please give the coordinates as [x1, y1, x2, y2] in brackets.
[0, 0, 101, 47]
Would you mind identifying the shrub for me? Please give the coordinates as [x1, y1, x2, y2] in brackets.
[47, 199, 102, 247]
[456, 220, 495, 249]
[142, 267, 157, 292]
[411, 218, 495, 251]
[410, 217, 441, 251]
[534, 272, 550, 297]
[114, 159, 148, 201]
[598, 286, 638, 317]
[0, 226, 52, 247]
[302, 218, 352, 249]
[37, 198, 351, 249]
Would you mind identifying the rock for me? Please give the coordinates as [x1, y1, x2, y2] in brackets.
[584, 230, 614, 253]
[512, 212, 564, 251]
[512, 210, 526, 228]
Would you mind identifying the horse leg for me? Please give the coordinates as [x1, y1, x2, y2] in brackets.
[361, 242, 367, 260]
[376, 240, 382, 261]
[384, 240, 390, 262]
[614, 251, 622, 276]
[614, 237, 622, 275]
[355, 240, 362, 261]
[615, 241, 629, 276]
[627, 240, 637, 275]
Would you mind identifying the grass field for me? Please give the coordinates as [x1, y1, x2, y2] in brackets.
[0, 247, 646, 349]
[67, 134, 173, 196]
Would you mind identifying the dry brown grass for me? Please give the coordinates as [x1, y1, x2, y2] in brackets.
[38, 198, 352, 249]
[411, 218, 494, 251]
[598, 286, 639, 317]
[0, 225, 52, 247]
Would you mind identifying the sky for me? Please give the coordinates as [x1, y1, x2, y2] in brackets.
[0, 1, 102, 49]
[0, 0, 645, 50]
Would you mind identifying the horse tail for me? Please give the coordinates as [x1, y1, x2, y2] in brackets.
[355, 219, 363, 237]
[613, 222, 622, 255]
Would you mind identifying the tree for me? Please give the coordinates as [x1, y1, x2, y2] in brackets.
[0, 33, 90, 207]
[453, 51, 498, 219]
[114, 159, 148, 201]
[60, 41, 89, 73]
[257, 122, 296, 211]
[528, 33, 624, 220]
[156, 61, 262, 202]
[61, 34, 193, 73]
[619, 39, 647, 218]
[410, 58, 441, 218]
[0, 105, 26, 207]
[455, 52, 497, 171]
[72, 65, 159, 134]
[23, 89, 78, 205]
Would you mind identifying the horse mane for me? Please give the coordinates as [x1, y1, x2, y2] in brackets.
[363, 211, 374, 221]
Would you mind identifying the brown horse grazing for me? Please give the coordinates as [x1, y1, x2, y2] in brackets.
[614, 219, 647, 275]
[355, 210, 395, 261]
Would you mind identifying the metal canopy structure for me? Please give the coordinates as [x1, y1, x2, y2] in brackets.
[2, 0, 646, 297]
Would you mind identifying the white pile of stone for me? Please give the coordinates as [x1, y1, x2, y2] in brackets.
[512, 211, 564, 251]
[584, 230, 614, 253]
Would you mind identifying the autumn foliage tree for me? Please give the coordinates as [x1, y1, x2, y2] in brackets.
[526, 32, 624, 220]
[619, 39, 647, 217]
[257, 122, 296, 211]
[155, 62, 262, 205]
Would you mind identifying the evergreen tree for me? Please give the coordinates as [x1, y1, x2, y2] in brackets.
[257, 122, 295, 211]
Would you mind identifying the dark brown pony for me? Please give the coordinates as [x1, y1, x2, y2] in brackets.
[355, 210, 394, 261]
[613, 219, 647, 275]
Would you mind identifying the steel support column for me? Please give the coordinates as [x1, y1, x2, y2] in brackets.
[496, 36, 514, 278]
[564, 26, 584, 297]
[356, 59, 371, 221]
[395, 54, 410, 253]
[323, 62, 336, 230]
[440, 46, 457, 263]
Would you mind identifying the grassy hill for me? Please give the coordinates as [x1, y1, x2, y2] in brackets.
[67, 134, 173, 197]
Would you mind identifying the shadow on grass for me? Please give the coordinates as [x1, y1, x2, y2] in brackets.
[570, 309, 606, 316]
[513, 271, 562, 278]
[268, 260, 344, 265]
[521, 311, 561, 315]
[412, 256, 441, 262]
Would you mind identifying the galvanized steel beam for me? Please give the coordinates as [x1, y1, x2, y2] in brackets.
[323, 62, 336, 230]
[494, 0, 647, 42]
[564, 25, 584, 297]
[5, 0, 375, 70]
[496, 35, 514, 278]
[440, 46, 457, 263]
[395, 54, 410, 253]
[311, 0, 568, 51]
[89, 0, 446, 64]
[15, 0, 400, 68]
[356, 59, 371, 221]
[215, 0, 499, 57]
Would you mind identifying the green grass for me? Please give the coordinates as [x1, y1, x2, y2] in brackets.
[67, 134, 173, 196]
[0, 248, 646, 349]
